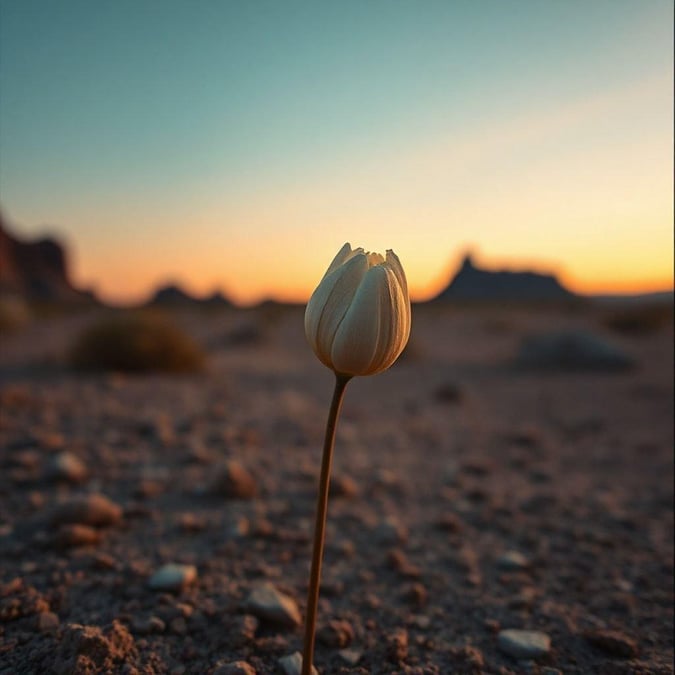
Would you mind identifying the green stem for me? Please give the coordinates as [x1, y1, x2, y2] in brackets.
[302, 373, 351, 675]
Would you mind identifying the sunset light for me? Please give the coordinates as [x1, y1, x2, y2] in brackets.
[0, 0, 672, 305]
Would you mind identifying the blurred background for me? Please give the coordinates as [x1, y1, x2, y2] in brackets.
[0, 0, 672, 309]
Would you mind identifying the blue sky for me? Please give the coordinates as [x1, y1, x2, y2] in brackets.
[1, 0, 672, 303]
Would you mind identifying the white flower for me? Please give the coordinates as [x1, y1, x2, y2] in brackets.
[305, 243, 411, 376]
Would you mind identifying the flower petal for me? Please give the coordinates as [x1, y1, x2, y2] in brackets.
[367, 266, 405, 374]
[322, 242, 365, 280]
[330, 264, 390, 375]
[385, 249, 408, 298]
[304, 252, 368, 368]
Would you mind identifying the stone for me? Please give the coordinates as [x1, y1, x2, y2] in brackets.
[317, 619, 354, 648]
[208, 461, 257, 499]
[330, 474, 359, 498]
[386, 628, 409, 663]
[53, 524, 102, 548]
[46, 452, 88, 483]
[49, 494, 122, 528]
[497, 551, 531, 571]
[244, 584, 301, 627]
[338, 648, 362, 666]
[386, 549, 421, 577]
[148, 564, 197, 592]
[584, 628, 639, 658]
[498, 629, 551, 659]
[277, 652, 317, 675]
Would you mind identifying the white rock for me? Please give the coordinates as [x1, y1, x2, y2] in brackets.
[277, 652, 317, 675]
[498, 629, 551, 659]
[338, 648, 362, 666]
[148, 563, 197, 591]
[497, 551, 530, 571]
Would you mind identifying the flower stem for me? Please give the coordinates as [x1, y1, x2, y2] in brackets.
[302, 373, 351, 675]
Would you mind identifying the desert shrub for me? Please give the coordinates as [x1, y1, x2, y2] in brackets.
[70, 311, 205, 373]
[603, 304, 673, 336]
[0, 295, 31, 333]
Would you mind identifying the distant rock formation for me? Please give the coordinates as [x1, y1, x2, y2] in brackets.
[147, 283, 232, 308]
[433, 253, 575, 302]
[0, 212, 96, 304]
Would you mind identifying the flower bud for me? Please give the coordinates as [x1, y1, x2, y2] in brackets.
[305, 243, 411, 377]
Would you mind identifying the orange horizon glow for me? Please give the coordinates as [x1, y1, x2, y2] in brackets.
[68, 246, 673, 308]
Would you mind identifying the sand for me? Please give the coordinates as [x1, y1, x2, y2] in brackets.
[0, 303, 672, 674]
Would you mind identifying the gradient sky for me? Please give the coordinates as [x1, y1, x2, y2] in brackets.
[0, 0, 672, 305]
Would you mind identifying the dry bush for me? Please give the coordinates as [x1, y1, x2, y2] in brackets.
[603, 304, 673, 336]
[0, 295, 32, 333]
[70, 311, 205, 373]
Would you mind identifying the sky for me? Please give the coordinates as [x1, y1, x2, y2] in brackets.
[0, 0, 673, 305]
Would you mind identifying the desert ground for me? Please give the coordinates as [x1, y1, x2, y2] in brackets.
[0, 302, 673, 674]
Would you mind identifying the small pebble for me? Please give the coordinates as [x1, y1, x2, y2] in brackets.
[584, 628, 639, 658]
[148, 564, 197, 592]
[386, 628, 409, 663]
[53, 524, 102, 548]
[244, 584, 301, 627]
[49, 493, 122, 527]
[277, 652, 317, 675]
[46, 452, 88, 483]
[317, 619, 354, 648]
[338, 648, 362, 666]
[498, 629, 551, 659]
[497, 551, 531, 571]
[208, 461, 257, 499]
[387, 549, 421, 577]
[330, 474, 359, 498]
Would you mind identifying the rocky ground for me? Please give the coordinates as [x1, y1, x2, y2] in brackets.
[0, 303, 673, 674]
